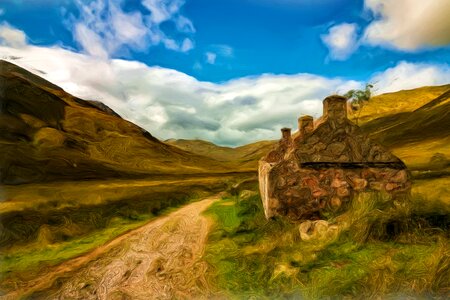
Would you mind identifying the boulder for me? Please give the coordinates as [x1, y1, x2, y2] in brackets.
[299, 220, 339, 241]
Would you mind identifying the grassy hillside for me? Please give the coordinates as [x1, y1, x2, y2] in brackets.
[357, 86, 450, 169]
[0, 60, 230, 184]
[169, 85, 450, 172]
[166, 139, 276, 170]
[354, 84, 450, 124]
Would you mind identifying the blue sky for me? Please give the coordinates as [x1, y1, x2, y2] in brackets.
[1, 0, 450, 145]
[3, 0, 450, 82]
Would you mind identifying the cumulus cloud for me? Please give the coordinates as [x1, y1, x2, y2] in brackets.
[1, 28, 448, 146]
[0, 42, 363, 146]
[0, 22, 26, 48]
[369, 61, 450, 94]
[68, 0, 194, 59]
[363, 0, 450, 50]
[321, 23, 358, 60]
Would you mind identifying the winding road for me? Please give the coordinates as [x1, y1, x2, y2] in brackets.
[5, 195, 220, 300]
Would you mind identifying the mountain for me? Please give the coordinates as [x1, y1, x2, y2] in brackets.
[0, 60, 229, 184]
[1, 59, 448, 183]
[354, 84, 450, 124]
[165, 139, 276, 170]
[169, 85, 450, 170]
[356, 85, 450, 168]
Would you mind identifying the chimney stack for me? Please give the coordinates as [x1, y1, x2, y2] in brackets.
[298, 116, 314, 136]
[323, 95, 347, 120]
[281, 127, 291, 142]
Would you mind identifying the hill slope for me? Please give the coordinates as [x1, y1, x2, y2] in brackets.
[358, 86, 450, 168]
[165, 139, 276, 170]
[354, 84, 450, 124]
[169, 85, 450, 170]
[0, 60, 227, 184]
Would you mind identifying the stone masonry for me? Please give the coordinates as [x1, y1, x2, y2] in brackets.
[258, 95, 411, 220]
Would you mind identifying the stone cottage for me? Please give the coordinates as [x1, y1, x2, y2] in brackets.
[258, 95, 411, 220]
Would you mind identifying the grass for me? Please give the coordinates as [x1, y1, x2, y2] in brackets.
[0, 193, 202, 285]
[0, 176, 244, 287]
[351, 84, 450, 124]
[412, 177, 450, 209]
[0, 214, 151, 281]
[203, 180, 450, 299]
[391, 138, 450, 170]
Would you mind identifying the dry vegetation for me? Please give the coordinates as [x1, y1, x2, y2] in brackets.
[204, 178, 450, 298]
[0, 60, 231, 185]
[0, 175, 239, 289]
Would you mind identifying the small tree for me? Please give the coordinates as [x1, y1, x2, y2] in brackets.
[344, 83, 373, 125]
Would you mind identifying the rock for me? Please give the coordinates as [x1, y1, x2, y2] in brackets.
[385, 183, 399, 191]
[336, 186, 350, 197]
[350, 177, 367, 191]
[331, 178, 347, 188]
[327, 142, 346, 156]
[299, 220, 339, 241]
[369, 181, 384, 191]
[313, 142, 327, 152]
[391, 170, 408, 183]
[312, 188, 328, 198]
[299, 220, 313, 240]
[331, 196, 341, 208]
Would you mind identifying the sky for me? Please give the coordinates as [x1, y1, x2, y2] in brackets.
[1, 0, 450, 146]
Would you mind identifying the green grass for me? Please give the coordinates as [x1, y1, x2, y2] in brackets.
[0, 189, 213, 286]
[0, 214, 151, 280]
[204, 182, 450, 299]
[0, 175, 241, 287]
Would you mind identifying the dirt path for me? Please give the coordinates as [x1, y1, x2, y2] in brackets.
[4, 195, 220, 300]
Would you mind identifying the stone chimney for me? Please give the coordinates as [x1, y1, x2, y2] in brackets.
[281, 127, 291, 142]
[298, 116, 314, 136]
[323, 95, 347, 120]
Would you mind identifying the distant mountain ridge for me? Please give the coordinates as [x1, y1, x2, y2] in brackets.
[168, 84, 450, 170]
[0, 60, 229, 184]
[1, 59, 448, 183]
[165, 139, 276, 170]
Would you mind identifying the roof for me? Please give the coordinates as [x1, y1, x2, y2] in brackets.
[263, 95, 406, 169]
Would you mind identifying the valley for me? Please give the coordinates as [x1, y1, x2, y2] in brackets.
[0, 61, 449, 298]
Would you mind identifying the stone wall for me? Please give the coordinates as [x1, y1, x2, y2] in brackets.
[259, 95, 411, 220]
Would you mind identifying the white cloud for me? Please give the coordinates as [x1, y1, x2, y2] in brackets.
[0, 42, 364, 146]
[1, 29, 449, 146]
[0, 22, 26, 48]
[321, 23, 359, 60]
[68, 0, 194, 58]
[370, 61, 450, 94]
[205, 52, 216, 64]
[363, 0, 450, 50]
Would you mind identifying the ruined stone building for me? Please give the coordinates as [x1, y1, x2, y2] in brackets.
[258, 95, 411, 220]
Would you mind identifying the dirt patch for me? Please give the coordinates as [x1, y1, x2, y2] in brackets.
[2, 195, 220, 299]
